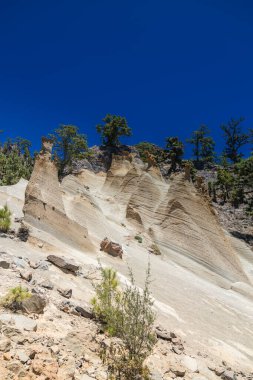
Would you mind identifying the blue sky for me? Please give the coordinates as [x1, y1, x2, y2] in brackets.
[0, 0, 252, 157]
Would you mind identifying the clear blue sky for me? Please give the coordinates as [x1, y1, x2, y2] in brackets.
[0, 0, 252, 157]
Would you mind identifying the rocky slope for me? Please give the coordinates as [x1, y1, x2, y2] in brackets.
[0, 139, 253, 379]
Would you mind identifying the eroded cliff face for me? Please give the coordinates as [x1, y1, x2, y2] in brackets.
[98, 154, 248, 283]
[23, 143, 248, 284]
[23, 138, 93, 252]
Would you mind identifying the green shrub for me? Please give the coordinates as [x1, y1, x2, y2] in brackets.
[135, 235, 143, 244]
[91, 266, 120, 328]
[1, 286, 31, 311]
[92, 263, 157, 379]
[0, 205, 11, 232]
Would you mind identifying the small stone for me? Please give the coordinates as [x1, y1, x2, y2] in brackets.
[0, 337, 11, 352]
[57, 288, 72, 299]
[170, 364, 186, 377]
[172, 347, 183, 355]
[208, 363, 216, 371]
[29, 261, 40, 269]
[50, 345, 60, 355]
[6, 360, 22, 373]
[29, 349, 37, 359]
[80, 375, 94, 380]
[41, 280, 54, 290]
[12, 257, 28, 269]
[20, 270, 33, 282]
[222, 370, 236, 380]
[16, 350, 29, 364]
[181, 355, 198, 372]
[1, 324, 21, 339]
[37, 261, 49, 270]
[75, 305, 93, 319]
[215, 367, 225, 376]
[149, 370, 164, 380]
[3, 352, 11, 360]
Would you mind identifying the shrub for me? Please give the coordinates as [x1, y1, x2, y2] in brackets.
[1, 286, 31, 311]
[0, 205, 11, 232]
[135, 235, 143, 244]
[91, 266, 120, 328]
[149, 243, 161, 256]
[92, 263, 157, 379]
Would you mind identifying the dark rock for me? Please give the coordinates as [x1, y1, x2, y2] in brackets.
[100, 237, 123, 258]
[75, 305, 93, 319]
[59, 300, 93, 319]
[0, 260, 10, 269]
[17, 224, 29, 242]
[21, 294, 46, 314]
[47, 255, 79, 273]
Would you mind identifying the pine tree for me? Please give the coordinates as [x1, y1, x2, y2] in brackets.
[187, 125, 215, 168]
[96, 114, 132, 147]
[165, 137, 184, 172]
[50, 124, 89, 175]
[0, 137, 33, 186]
[221, 118, 249, 164]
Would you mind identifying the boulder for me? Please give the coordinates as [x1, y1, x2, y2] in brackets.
[100, 237, 123, 258]
[21, 294, 46, 314]
[0, 260, 10, 269]
[47, 255, 79, 273]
